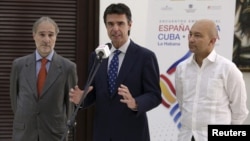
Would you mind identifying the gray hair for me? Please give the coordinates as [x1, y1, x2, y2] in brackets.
[32, 16, 59, 34]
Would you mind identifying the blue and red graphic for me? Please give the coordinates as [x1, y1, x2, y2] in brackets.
[160, 51, 192, 129]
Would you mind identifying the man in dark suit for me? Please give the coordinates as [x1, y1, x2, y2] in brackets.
[69, 3, 162, 141]
[10, 16, 77, 141]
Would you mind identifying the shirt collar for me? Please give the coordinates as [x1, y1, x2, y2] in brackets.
[206, 49, 216, 62]
[36, 50, 54, 62]
[190, 49, 217, 64]
[110, 39, 130, 54]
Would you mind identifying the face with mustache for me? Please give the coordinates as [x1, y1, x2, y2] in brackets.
[33, 21, 57, 57]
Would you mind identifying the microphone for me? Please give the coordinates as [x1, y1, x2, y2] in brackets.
[106, 42, 112, 49]
[95, 44, 111, 59]
[61, 43, 111, 141]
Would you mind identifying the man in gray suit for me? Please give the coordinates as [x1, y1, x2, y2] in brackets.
[10, 16, 77, 141]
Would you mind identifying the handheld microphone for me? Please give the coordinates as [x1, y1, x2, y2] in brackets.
[95, 44, 111, 59]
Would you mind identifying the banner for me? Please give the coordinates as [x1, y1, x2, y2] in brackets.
[145, 0, 236, 140]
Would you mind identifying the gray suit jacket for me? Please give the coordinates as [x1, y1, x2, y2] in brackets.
[10, 52, 77, 141]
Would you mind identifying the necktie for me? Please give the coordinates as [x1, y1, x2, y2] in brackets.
[37, 58, 48, 96]
[108, 50, 121, 95]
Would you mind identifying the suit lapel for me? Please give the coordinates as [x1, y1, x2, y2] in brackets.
[115, 42, 137, 94]
[25, 54, 38, 98]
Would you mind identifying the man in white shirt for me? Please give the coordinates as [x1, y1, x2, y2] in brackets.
[175, 19, 249, 141]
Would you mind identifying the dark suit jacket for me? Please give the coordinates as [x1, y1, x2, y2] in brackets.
[83, 40, 162, 141]
[10, 52, 77, 141]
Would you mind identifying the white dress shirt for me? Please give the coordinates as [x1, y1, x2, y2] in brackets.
[175, 50, 249, 141]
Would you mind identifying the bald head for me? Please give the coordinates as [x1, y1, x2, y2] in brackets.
[192, 19, 218, 39]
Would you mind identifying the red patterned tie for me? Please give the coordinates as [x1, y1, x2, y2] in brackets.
[37, 58, 48, 96]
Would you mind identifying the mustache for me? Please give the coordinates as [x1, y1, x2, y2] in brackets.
[41, 43, 51, 47]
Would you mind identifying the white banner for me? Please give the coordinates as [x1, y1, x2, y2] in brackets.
[146, 0, 236, 140]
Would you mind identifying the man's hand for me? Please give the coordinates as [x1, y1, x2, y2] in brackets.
[69, 85, 93, 105]
[118, 84, 138, 111]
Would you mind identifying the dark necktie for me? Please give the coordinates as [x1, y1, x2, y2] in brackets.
[37, 58, 48, 96]
[108, 50, 121, 95]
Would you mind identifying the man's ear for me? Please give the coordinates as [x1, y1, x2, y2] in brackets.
[210, 37, 217, 45]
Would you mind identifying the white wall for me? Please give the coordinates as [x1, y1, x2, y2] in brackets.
[99, 0, 250, 124]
